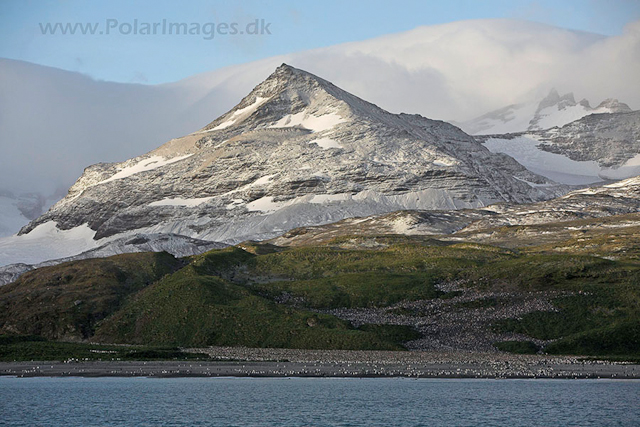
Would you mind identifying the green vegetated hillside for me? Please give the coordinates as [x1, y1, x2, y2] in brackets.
[1, 230, 639, 359]
[0, 252, 184, 340]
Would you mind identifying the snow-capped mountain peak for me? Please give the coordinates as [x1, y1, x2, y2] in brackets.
[528, 89, 630, 131]
[199, 63, 354, 136]
[1, 64, 564, 268]
[459, 89, 634, 135]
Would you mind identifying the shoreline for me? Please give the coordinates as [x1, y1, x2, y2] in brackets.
[1, 361, 638, 379]
[2, 348, 639, 379]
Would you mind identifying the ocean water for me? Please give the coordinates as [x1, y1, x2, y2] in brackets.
[0, 377, 638, 426]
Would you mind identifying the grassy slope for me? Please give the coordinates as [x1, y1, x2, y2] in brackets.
[247, 241, 640, 356]
[249, 243, 508, 308]
[0, 252, 184, 340]
[1, 232, 638, 356]
[94, 251, 413, 350]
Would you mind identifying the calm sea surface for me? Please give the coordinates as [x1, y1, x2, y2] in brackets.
[0, 377, 638, 426]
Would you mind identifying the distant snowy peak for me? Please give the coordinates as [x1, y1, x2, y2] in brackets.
[480, 110, 640, 185]
[459, 89, 633, 135]
[538, 89, 575, 108]
[528, 89, 632, 132]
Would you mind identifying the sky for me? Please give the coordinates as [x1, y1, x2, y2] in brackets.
[1, 0, 640, 84]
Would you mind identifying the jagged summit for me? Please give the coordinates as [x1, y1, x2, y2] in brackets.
[459, 87, 636, 135]
[5, 64, 563, 268]
[536, 89, 576, 112]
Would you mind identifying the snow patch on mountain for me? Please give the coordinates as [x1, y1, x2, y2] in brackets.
[269, 110, 346, 132]
[149, 197, 214, 207]
[485, 136, 640, 185]
[570, 175, 640, 196]
[600, 154, 640, 181]
[249, 174, 277, 187]
[101, 154, 193, 184]
[0, 221, 98, 266]
[433, 158, 456, 167]
[220, 175, 277, 199]
[210, 96, 270, 131]
[481, 110, 640, 184]
[484, 136, 603, 185]
[246, 196, 285, 213]
[309, 138, 343, 149]
[309, 193, 352, 204]
[534, 103, 594, 131]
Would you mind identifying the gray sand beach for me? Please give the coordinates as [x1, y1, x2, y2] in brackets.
[2, 347, 638, 379]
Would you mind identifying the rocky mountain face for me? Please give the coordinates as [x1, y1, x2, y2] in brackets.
[270, 176, 640, 248]
[479, 111, 640, 185]
[522, 111, 640, 166]
[1, 171, 638, 287]
[458, 89, 633, 135]
[2, 64, 561, 268]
